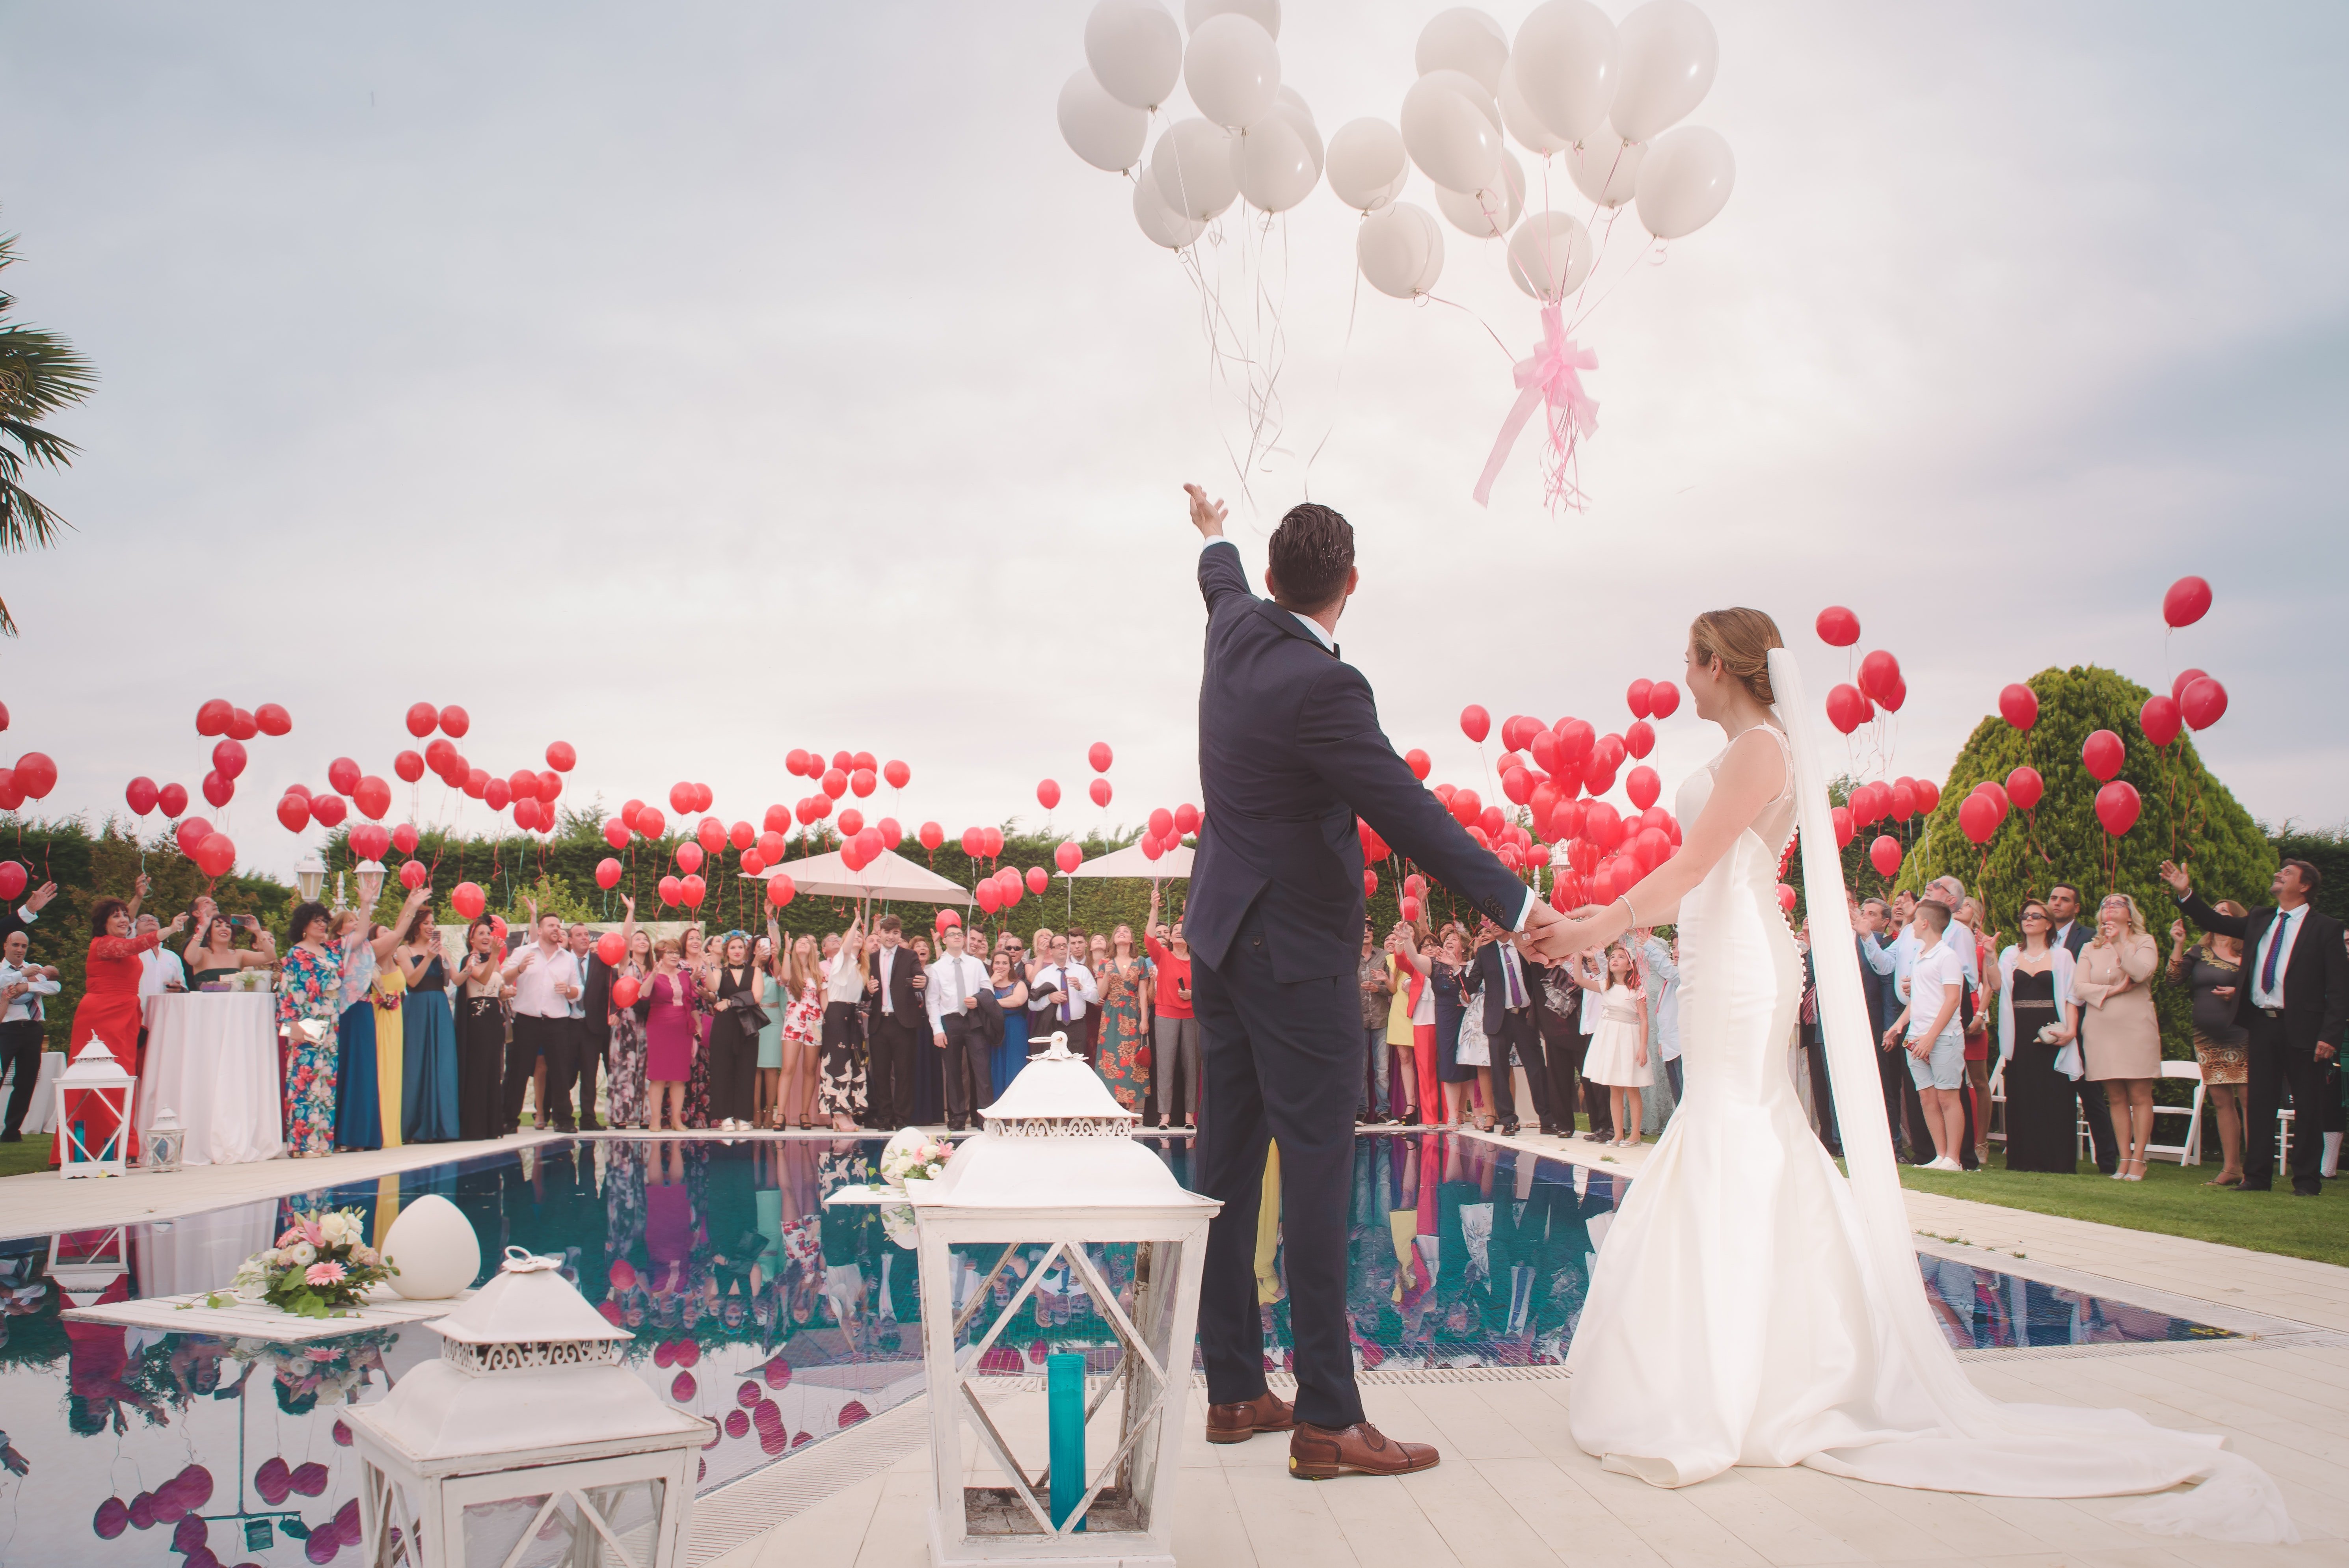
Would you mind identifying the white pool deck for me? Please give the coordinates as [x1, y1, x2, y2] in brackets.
[9, 1126, 2347, 1568]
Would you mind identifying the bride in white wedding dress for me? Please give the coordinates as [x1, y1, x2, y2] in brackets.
[1539, 608, 2295, 1544]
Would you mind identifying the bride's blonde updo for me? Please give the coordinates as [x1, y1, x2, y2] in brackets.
[1690, 608, 1785, 707]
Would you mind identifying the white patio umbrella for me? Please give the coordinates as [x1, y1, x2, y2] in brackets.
[739, 846, 970, 904]
[1065, 841, 1194, 880]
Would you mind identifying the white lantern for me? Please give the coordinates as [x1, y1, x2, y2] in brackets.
[838, 1032, 1219, 1568]
[296, 851, 328, 903]
[55, 1037, 136, 1179]
[143, 1102, 185, 1173]
[347, 1247, 709, 1568]
[47, 1224, 129, 1306]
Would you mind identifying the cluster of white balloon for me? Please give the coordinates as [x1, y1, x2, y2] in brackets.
[1058, 0, 1732, 508]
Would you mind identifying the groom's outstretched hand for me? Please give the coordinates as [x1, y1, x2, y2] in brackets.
[1185, 482, 1227, 539]
[1519, 899, 1576, 963]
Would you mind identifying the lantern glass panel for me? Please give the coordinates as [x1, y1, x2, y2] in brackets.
[460, 1478, 667, 1568]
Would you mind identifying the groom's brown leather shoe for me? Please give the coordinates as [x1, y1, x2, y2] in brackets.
[1204, 1389, 1294, 1444]
[1287, 1420, 1441, 1479]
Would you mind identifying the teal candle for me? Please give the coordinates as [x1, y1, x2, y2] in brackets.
[1046, 1351, 1087, 1531]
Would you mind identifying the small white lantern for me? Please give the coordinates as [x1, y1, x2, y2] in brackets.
[55, 1037, 136, 1179]
[296, 851, 328, 904]
[143, 1103, 185, 1173]
[860, 1032, 1219, 1568]
[47, 1224, 130, 1307]
[347, 1247, 709, 1568]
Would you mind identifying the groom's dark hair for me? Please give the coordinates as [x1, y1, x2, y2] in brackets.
[1268, 502, 1355, 612]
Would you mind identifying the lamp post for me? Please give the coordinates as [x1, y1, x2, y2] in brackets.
[348, 1246, 709, 1568]
[295, 852, 327, 904]
[54, 1037, 136, 1179]
[838, 1031, 1218, 1568]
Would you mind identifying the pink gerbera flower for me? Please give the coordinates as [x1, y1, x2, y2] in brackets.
[305, 1262, 346, 1286]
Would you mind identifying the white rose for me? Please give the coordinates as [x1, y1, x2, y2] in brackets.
[320, 1213, 349, 1244]
[285, 1241, 316, 1267]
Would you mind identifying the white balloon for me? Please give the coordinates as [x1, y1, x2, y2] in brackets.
[1271, 87, 1323, 169]
[1232, 116, 1320, 211]
[1512, 0, 1618, 143]
[1415, 8, 1510, 94]
[1506, 210, 1594, 301]
[1400, 73, 1502, 196]
[1436, 149, 1524, 238]
[1058, 69, 1150, 173]
[1564, 126, 1644, 206]
[381, 1194, 480, 1300]
[1420, 67, 1501, 134]
[1151, 117, 1240, 220]
[1184, 13, 1279, 129]
[1497, 54, 1572, 156]
[1134, 172, 1209, 248]
[1326, 117, 1408, 212]
[1609, 0, 1718, 144]
[1634, 124, 1733, 238]
[1085, 0, 1184, 111]
[1185, 0, 1279, 38]
[1357, 201, 1445, 299]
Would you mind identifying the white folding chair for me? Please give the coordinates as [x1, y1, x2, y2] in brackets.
[1986, 1060, 2007, 1149]
[2277, 1106, 2295, 1170]
[2143, 1060, 2206, 1166]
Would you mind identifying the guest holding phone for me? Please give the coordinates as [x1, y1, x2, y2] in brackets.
[182, 898, 275, 986]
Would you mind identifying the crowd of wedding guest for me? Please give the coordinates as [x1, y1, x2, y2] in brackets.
[2, 855, 2342, 1191]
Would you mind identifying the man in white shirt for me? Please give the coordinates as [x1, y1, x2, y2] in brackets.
[927, 925, 996, 1132]
[1884, 899, 1968, 1171]
[135, 913, 187, 997]
[501, 912, 583, 1134]
[1027, 934, 1097, 1049]
[0, 929, 61, 1141]
[1644, 934, 1682, 1103]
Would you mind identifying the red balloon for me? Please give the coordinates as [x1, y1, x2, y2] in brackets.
[1055, 840, 1083, 873]
[1497, 767, 1530, 806]
[195, 698, 232, 737]
[2006, 765, 2044, 812]
[254, 701, 291, 737]
[389, 823, 419, 857]
[1856, 650, 1901, 704]
[354, 776, 392, 820]
[872, 758, 907, 791]
[697, 816, 725, 853]
[1999, 683, 2038, 731]
[1878, 678, 1907, 714]
[484, 778, 512, 812]
[820, 768, 848, 800]
[2081, 729, 2125, 783]
[536, 770, 561, 802]
[635, 805, 665, 839]
[276, 794, 311, 833]
[194, 835, 236, 879]
[1087, 741, 1113, 774]
[679, 874, 706, 909]
[611, 974, 641, 1008]
[1647, 680, 1681, 720]
[1624, 720, 1654, 760]
[1774, 882, 1796, 914]
[1914, 779, 1940, 814]
[786, 749, 811, 777]
[398, 860, 428, 891]
[443, 882, 484, 923]
[434, 704, 467, 738]
[756, 829, 785, 863]
[975, 880, 1001, 913]
[2095, 780, 2142, 837]
[125, 777, 160, 815]
[588, 857, 620, 891]
[850, 768, 877, 798]
[158, 782, 189, 817]
[1037, 779, 1061, 810]
[1632, 827, 1670, 874]
[1174, 803, 1200, 834]
[657, 874, 682, 906]
[1401, 748, 1432, 782]
[675, 842, 704, 875]
[226, 707, 258, 741]
[393, 749, 425, 783]
[201, 770, 235, 808]
[2180, 677, 2227, 731]
[918, 821, 943, 852]
[1078, 777, 1106, 810]
[9, 751, 56, 800]
[1626, 679, 1653, 720]
[1553, 718, 1595, 764]
[327, 756, 361, 795]
[404, 702, 439, 738]
[1459, 705, 1490, 744]
[1888, 781, 1915, 822]
[310, 792, 346, 827]
[347, 823, 389, 862]
[1869, 835, 1902, 878]
[668, 782, 695, 815]
[2140, 694, 2182, 748]
[767, 874, 796, 908]
[837, 808, 864, 840]
[1825, 684, 1871, 735]
[1831, 804, 1854, 846]
[1957, 792, 2001, 846]
[877, 817, 901, 849]
[1625, 765, 1660, 811]
[176, 817, 212, 856]
[1815, 606, 1860, 647]
[208, 738, 247, 780]
[2162, 575, 2211, 629]
[1147, 807, 1175, 840]
[2170, 667, 2207, 707]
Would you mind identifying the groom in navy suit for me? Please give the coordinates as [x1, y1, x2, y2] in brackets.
[1182, 484, 1560, 1479]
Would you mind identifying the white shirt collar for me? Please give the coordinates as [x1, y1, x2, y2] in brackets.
[1288, 610, 1336, 652]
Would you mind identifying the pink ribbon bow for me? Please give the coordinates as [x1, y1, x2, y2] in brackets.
[1472, 303, 1599, 509]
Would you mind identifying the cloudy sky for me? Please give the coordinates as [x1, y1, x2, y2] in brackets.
[1, 1, 2342, 878]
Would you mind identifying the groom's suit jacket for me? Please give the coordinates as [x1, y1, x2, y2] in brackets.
[1188, 539, 1527, 982]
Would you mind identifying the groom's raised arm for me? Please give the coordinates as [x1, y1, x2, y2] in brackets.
[1296, 660, 1533, 933]
[1186, 481, 1250, 614]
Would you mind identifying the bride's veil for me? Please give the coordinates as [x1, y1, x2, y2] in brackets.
[1766, 646, 2296, 1544]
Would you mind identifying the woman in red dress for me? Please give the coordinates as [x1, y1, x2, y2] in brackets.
[56, 897, 188, 1165]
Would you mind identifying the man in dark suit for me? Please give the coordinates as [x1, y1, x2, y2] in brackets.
[864, 915, 928, 1129]
[568, 924, 609, 1130]
[1181, 483, 1560, 1479]
[2047, 882, 2119, 1174]
[2164, 857, 2349, 1196]
[1853, 897, 1906, 1155]
[1472, 919, 1558, 1134]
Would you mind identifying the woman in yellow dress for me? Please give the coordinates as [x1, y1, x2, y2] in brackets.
[373, 958, 408, 1149]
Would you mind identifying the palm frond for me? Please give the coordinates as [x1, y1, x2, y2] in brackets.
[0, 218, 97, 601]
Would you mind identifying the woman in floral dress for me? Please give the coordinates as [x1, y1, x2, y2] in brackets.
[277, 902, 344, 1158]
[607, 902, 654, 1130]
[778, 934, 825, 1128]
[1093, 924, 1150, 1112]
[680, 926, 715, 1130]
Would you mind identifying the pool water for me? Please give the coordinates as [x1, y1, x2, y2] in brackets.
[0, 1132, 2234, 1566]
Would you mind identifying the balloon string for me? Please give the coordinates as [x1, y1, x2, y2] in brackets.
[1301, 225, 1366, 493]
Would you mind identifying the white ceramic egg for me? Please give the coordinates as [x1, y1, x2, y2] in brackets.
[380, 1194, 480, 1300]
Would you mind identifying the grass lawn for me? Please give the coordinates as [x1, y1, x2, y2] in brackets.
[1897, 1150, 2349, 1269]
[0, 1133, 54, 1181]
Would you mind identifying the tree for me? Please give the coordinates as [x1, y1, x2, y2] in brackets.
[0, 227, 99, 636]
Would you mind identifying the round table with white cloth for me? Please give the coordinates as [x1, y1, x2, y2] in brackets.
[138, 993, 286, 1165]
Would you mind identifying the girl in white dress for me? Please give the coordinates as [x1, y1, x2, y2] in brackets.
[1527, 608, 2291, 1543]
[1572, 946, 1649, 1146]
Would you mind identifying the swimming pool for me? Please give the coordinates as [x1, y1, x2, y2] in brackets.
[0, 1132, 2235, 1566]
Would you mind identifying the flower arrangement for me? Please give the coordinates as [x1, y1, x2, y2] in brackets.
[877, 1128, 951, 1189]
[211, 1208, 398, 1319]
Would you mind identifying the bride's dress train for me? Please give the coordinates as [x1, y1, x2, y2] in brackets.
[1563, 648, 2295, 1544]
